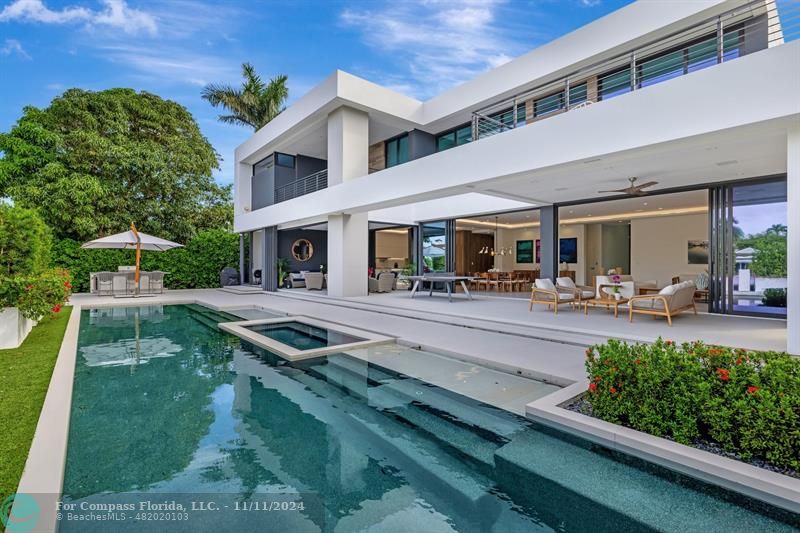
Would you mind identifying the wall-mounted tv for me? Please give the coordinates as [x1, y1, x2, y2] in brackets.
[559, 237, 578, 264]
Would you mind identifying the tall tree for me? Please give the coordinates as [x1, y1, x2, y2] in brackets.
[202, 63, 288, 130]
[0, 88, 231, 242]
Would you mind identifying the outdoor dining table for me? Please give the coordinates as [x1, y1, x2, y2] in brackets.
[408, 275, 475, 303]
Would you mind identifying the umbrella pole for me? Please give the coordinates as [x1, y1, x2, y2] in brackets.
[131, 223, 141, 297]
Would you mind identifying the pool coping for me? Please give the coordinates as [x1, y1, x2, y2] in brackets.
[218, 316, 396, 361]
[525, 382, 800, 514]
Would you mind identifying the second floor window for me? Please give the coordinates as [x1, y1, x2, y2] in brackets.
[276, 153, 295, 168]
[385, 134, 409, 167]
[436, 125, 472, 152]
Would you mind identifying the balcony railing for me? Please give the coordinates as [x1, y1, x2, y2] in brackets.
[275, 169, 328, 203]
[471, 0, 798, 140]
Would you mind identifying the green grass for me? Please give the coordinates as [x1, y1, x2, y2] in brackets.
[0, 307, 72, 497]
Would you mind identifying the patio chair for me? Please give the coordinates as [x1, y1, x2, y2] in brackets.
[368, 272, 394, 293]
[305, 272, 324, 290]
[556, 277, 595, 301]
[628, 280, 697, 326]
[529, 278, 575, 314]
[148, 271, 165, 294]
[95, 272, 114, 296]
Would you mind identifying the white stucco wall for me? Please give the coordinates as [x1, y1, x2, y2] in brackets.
[631, 213, 709, 287]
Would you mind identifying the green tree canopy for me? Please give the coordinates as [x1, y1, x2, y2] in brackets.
[202, 63, 288, 130]
[0, 88, 231, 243]
[739, 231, 787, 278]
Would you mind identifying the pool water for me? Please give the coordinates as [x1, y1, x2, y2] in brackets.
[244, 321, 364, 350]
[61, 305, 799, 532]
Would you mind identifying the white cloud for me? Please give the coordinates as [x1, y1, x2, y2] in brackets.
[0, 38, 30, 58]
[340, 0, 527, 98]
[580, 0, 602, 6]
[97, 43, 238, 87]
[0, 0, 157, 35]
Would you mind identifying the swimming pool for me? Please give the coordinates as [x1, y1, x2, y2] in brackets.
[60, 304, 798, 532]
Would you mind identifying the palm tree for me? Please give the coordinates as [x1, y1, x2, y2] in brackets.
[202, 63, 288, 130]
[764, 223, 787, 236]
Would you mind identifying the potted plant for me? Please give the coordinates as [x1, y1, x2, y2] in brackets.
[276, 258, 290, 288]
[610, 274, 622, 300]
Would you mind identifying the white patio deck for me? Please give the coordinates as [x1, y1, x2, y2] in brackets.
[70, 287, 788, 387]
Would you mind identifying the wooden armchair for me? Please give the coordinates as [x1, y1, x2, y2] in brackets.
[628, 281, 697, 325]
[529, 278, 575, 314]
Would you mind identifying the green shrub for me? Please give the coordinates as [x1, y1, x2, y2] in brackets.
[762, 288, 787, 307]
[52, 229, 239, 293]
[585, 339, 800, 470]
[0, 204, 52, 276]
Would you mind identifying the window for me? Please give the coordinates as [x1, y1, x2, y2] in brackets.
[568, 82, 588, 106]
[491, 106, 526, 127]
[640, 49, 685, 87]
[276, 153, 295, 168]
[385, 134, 409, 167]
[598, 68, 631, 100]
[534, 92, 563, 117]
[436, 125, 472, 152]
[533, 82, 587, 116]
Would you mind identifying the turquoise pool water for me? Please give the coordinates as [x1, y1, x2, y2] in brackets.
[61, 305, 799, 532]
[244, 321, 364, 350]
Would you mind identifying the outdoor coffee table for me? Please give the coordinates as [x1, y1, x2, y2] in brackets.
[583, 296, 629, 318]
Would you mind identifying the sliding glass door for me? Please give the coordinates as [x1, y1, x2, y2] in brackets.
[710, 179, 788, 317]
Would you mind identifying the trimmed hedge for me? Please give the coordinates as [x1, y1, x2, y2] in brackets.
[52, 229, 239, 293]
[585, 339, 800, 470]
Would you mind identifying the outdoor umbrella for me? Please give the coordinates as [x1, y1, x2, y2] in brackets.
[81, 223, 183, 295]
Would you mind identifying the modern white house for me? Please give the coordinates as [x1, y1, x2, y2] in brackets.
[233, 0, 800, 352]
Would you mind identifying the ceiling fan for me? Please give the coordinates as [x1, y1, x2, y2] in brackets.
[598, 177, 659, 196]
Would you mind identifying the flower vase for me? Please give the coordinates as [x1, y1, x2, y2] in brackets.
[614, 293, 621, 301]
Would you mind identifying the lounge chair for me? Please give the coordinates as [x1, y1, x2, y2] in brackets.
[628, 280, 697, 325]
[305, 272, 324, 290]
[556, 277, 595, 301]
[529, 278, 575, 314]
[368, 272, 394, 293]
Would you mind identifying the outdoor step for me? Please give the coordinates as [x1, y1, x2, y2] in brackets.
[189, 312, 224, 331]
[379, 400, 501, 475]
[185, 303, 241, 324]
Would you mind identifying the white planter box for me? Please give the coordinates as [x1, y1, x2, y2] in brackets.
[0, 307, 36, 349]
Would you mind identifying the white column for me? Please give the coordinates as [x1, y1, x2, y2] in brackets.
[327, 213, 368, 297]
[326, 106, 369, 297]
[787, 126, 800, 355]
[327, 106, 369, 186]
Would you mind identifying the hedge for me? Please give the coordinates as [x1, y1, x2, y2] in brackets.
[584, 339, 800, 470]
[52, 229, 239, 293]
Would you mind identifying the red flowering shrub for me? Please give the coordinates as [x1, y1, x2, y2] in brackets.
[0, 269, 72, 320]
[585, 338, 800, 470]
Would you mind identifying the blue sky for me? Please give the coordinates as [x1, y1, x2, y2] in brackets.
[0, 0, 631, 185]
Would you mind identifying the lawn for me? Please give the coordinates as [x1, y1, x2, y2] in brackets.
[0, 307, 72, 497]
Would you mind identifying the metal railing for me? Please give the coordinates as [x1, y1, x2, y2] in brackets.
[471, 0, 798, 140]
[275, 169, 328, 203]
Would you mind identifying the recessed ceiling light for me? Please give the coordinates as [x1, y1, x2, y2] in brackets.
[643, 202, 648, 206]
[716, 160, 738, 166]
[587, 214, 593, 217]
[636, 209, 643, 212]
[569, 210, 574, 214]
[658, 207, 664, 210]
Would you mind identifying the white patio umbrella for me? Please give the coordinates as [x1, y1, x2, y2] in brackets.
[81, 223, 183, 295]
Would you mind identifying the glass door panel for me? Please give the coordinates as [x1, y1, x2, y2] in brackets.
[731, 181, 788, 316]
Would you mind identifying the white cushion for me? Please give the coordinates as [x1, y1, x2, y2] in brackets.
[581, 289, 595, 298]
[535, 278, 556, 291]
[556, 277, 576, 289]
[659, 284, 677, 296]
